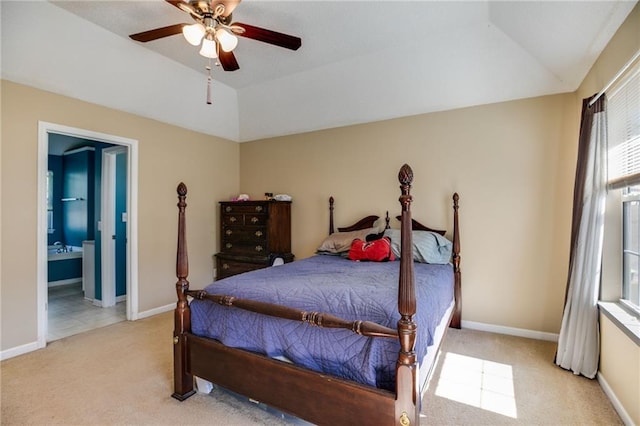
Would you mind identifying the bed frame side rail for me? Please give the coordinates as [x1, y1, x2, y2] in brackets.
[185, 290, 398, 338]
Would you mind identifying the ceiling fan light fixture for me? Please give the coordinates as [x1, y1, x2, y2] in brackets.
[199, 36, 218, 58]
[183, 23, 205, 46]
[216, 28, 238, 52]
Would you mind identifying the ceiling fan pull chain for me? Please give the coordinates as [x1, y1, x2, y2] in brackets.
[206, 59, 212, 105]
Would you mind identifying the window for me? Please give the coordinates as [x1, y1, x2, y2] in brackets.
[608, 62, 640, 313]
[622, 186, 640, 310]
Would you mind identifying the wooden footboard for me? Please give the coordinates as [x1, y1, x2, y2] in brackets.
[189, 334, 396, 424]
[172, 164, 462, 426]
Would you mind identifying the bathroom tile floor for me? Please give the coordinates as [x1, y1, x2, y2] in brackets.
[47, 282, 126, 341]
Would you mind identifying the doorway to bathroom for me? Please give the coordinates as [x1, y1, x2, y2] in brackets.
[37, 122, 139, 347]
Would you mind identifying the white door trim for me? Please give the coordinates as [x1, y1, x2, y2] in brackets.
[101, 146, 126, 308]
[37, 121, 139, 349]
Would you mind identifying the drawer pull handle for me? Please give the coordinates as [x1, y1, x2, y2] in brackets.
[222, 263, 230, 270]
[255, 206, 263, 212]
[255, 230, 263, 237]
[251, 217, 259, 223]
[226, 229, 233, 236]
[229, 217, 237, 223]
[226, 243, 233, 249]
[225, 206, 232, 213]
[255, 245, 263, 252]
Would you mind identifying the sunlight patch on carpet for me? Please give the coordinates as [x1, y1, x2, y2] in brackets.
[434, 352, 517, 418]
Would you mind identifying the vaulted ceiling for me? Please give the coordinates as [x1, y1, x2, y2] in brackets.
[1, 1, 637, 142]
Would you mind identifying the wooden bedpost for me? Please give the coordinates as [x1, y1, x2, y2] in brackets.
[329, 196, 335, 235]
[172, 182, 196, 401]
[395, 164, 419, 426]
[451, 193, 462, 329]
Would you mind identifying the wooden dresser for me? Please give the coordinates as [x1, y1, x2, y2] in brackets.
[215, 200, 294, 280]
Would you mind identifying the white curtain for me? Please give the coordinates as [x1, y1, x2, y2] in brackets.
[556, 97, 607, 378]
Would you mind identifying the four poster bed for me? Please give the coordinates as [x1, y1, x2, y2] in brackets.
[171, 164, 461, 426]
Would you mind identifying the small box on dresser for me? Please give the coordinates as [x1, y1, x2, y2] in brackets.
[215, 200, 294, 280]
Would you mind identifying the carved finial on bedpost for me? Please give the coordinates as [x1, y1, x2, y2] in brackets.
[398, 164, 415, 315]
[451, 193, 462, 329]
[385, 211, 391, 230]
[173, 182, 195, 401]
[176, 182, 189, 297]
[399, 164, 414, 188]
[396, 164, 419, 426]
[329, 196, 335, 235]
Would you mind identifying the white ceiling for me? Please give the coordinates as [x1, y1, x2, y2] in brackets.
[1, 1, 637, 142]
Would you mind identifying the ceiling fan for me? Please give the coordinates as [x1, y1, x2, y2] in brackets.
[129, 0, 302, 72]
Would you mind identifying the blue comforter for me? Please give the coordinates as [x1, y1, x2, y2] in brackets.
[190, 255, 453, 391]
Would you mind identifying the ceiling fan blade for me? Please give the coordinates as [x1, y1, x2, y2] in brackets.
[233, 23, 301, 51]
[129, 23, 186, 42]
[218, 50, 240, 71]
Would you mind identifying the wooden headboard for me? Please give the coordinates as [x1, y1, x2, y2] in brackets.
[328, 196, 389, 234]
[395, 215, 446, 236]
[329, 196, 446, 236]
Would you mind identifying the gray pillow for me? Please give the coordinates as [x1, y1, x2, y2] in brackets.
[317, 227, 377, 254]
[384, 229, 452, 264]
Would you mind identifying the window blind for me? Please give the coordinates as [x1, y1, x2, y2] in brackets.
[608, 64, 640, 189]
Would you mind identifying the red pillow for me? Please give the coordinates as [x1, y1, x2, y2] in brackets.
[347, 237, 396, 262]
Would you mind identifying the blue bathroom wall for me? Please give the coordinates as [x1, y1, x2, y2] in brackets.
[48, 155, 64, 245]
[62, 148, 95, 247]
[115, 152, 127, 297]
[93, 143, 128, 301]
[93, 143, 108, 301]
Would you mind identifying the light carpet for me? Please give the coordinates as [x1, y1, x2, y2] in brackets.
[1, 312, 622, 425]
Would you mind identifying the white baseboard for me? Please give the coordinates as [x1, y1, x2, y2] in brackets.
[461, 320, 559, 342]
[0, 340, 41, 361]
[89, 295, 127, 305]
[597, 372, 635, 426]
[135, 303, 174, 320]
[47, 278, 82, 287]
[1, 303, 174, 359]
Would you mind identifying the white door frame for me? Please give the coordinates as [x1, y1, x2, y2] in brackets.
[37, 121, 139, 348]
[101, 146, 127, 308]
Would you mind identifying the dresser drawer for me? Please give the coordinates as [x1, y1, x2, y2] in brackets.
[222, 213, 267, 226]
[222, 204, 267, 214]
[221, 241, 268, 255]
[215, 255, 269, 280]
[222, 226, 267, 241]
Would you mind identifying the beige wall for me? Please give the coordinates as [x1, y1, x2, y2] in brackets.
[599, 314, 640, 425]
[577, 4, 640, 425]
[241, 93, 578, 334]
[1, 80, 239, 351]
